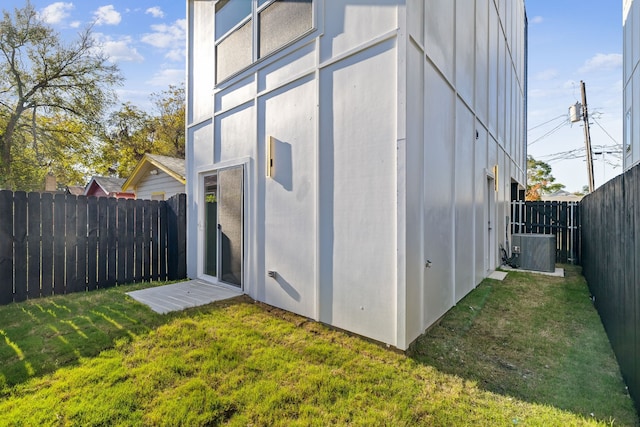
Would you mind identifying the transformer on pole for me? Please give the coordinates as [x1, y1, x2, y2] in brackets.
[569, 82, 595, 193]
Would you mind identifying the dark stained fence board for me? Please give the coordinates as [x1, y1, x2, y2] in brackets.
[0, 192, 187, 305]
[134, 200, 144, 282]
[167, 195, 178, 280]
[97, 197, 108, 287]
[159, 201, 167, 281]
[41, 193, 54, 297]
[53, 194, 66, 295]
[76, 196, 88, 293]
[0, 191, 14, 304]
[143, 201, 152, 282]
[27, 192, 41, 299]
[175, 194, 187, 280]
[14, 192, 28, 302]
[151, 201, 160, 281]
[65, 196, 78, 294]
[124, 199, 135, 284]
[582, 166, 640, 414]
[87, 197, 98, 291]
[510, 200, 580, 264]
[166, 193, 187, 281]
[106, 198, 117, 288]
[117, 200, 127, 284]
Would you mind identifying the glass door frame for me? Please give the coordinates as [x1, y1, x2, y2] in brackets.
[198, 163, 245, 290]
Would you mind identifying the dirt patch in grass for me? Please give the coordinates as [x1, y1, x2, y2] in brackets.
[408, 265, 638, 426]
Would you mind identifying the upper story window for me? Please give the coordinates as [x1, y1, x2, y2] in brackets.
[215, 0, 313, 83]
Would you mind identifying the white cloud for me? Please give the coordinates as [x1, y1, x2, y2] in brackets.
[146, 7, 165, 19]
[165, 49, 184, 62]
[94, 33, 143, 63]
[141, 19, 187, 62]
[70, 21, 81, 28]
[146, 68, 185, 86]
[534, 68, 558, 81]
[39, 2, 74, 25]
[579, 53, 623, 73]
[530, 16, 544, 24]
[94, 5, 122, 26]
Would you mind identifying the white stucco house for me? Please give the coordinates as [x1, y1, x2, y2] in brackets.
[186, 0, 528, 350]
[624, 0, 639, 170]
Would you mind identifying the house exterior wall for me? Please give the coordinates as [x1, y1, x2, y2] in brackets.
[624, 0, 640, 170]
[134, 171, 185, 201]
[186, 0, 527, 349]
[399, 0, 527, 347]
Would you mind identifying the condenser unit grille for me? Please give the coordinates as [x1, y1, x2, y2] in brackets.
[511, 234, 556, 272]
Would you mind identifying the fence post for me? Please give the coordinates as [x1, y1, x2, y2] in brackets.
[167, 194, 186, 280]
[0, 191, 13, 304]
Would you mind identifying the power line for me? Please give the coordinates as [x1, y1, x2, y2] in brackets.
[591, 116, 622, 149]
[527, 118, 570, 146]
[527, 114, 568, 132]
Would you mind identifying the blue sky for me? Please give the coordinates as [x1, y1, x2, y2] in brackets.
[526, 1, 623, 192]
[2, 1, 624, 192]
[2, 1, 186, 111]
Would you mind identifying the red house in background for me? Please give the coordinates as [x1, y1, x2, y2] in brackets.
[84, 176, 135, 199]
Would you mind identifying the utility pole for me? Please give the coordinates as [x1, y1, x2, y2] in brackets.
[581, 80, 595, 193]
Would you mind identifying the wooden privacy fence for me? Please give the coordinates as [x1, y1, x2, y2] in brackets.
[0, 191, 186, 305]
[510, 200, 581, 264]
[581, 167, 640, 414]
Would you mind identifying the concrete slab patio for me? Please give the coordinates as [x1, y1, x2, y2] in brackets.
[127, 280, 242, 314]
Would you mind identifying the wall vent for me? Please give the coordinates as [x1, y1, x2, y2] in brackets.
[511, 234, 556, 272]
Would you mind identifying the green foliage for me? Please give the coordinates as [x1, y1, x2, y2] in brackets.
[0, 274, 633, 425]
[95, 84, 185, 178]
[0, 1, 122, 190]
[526, 155, 565, 200]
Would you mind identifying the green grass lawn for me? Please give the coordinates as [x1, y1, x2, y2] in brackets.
[0, 269, 636, 426]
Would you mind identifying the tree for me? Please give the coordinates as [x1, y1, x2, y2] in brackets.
[150, 83, 185, 158]
[526, 155, 565, 201]
[95, 84, 185, 178]
[0, 1, 122, 189]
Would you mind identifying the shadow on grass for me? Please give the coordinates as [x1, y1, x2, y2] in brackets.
[0, 281, 244, 394]
[406, 265, 638, 426]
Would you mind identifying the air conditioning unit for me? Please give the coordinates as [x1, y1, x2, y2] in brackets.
[511, 234, 556, 272]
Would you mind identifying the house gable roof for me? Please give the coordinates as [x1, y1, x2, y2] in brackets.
[84, 176, 127, 196]
[121, 153, 186, 192]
